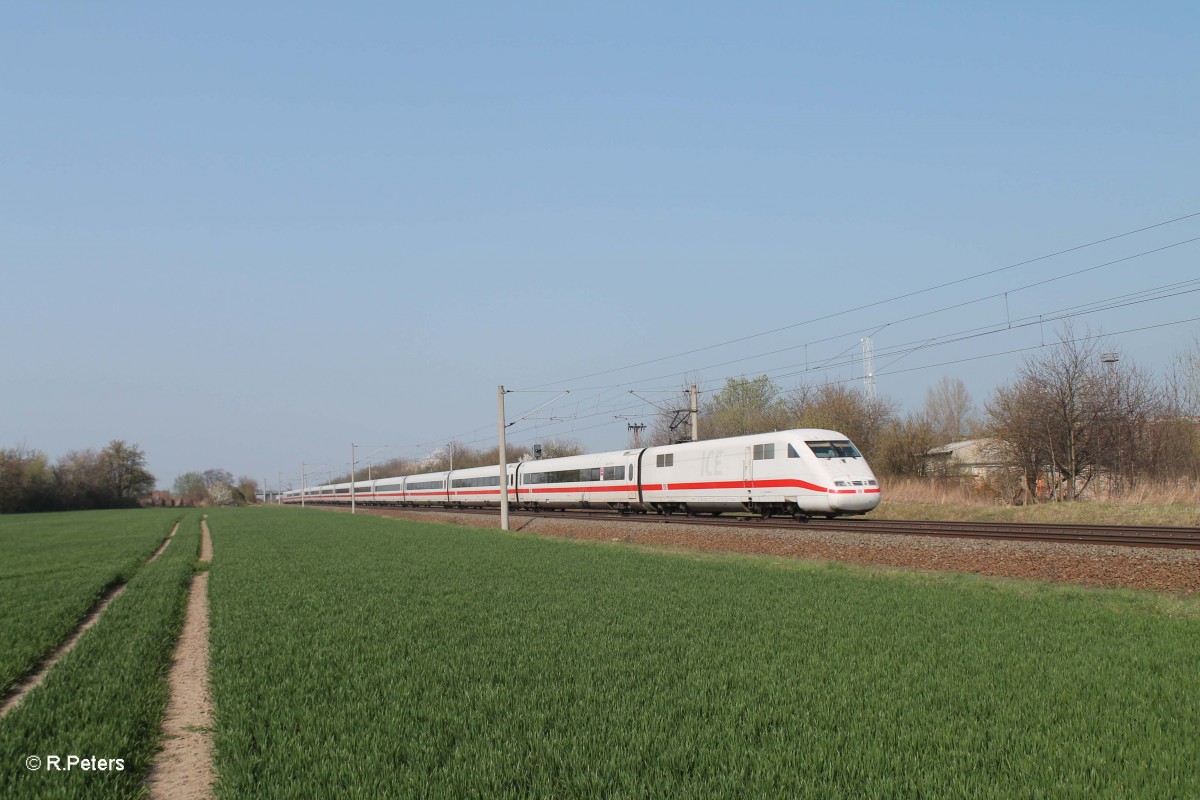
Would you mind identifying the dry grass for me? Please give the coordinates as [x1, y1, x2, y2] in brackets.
[879, 477, 1200, 527]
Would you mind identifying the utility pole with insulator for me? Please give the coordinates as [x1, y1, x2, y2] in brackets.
[1101, 352, 1121, 493]
[627, 423, 646, 448]
[498, 385, 509, 531]
[690, 384, 699, 442]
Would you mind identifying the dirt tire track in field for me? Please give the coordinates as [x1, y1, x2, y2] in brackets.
[146, 517, 215, 800]
[148, 521, 182, 564]
[0, 522, 182, 718]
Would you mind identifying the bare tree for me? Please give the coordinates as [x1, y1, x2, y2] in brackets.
[54, 449, 110, 509]
[535, 438, 586, 458]
[173, 472, 209, 505]
[700, 376, 790, 440]
[874, 412, 939, 477]
[986, 376, 1055, 503]
[235, 476, 259, 505]
[923, 376, 976, 443]
[1171, 333, 1200, 416]
[0, 446, 55, 513]
[102, 440, 155, 502]
[986, 328, 1115, 501]
[783, 382, 897, 460]
[1093, 357, 1169, 490]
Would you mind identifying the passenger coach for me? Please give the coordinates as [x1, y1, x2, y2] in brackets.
[283, 428, 880, 519]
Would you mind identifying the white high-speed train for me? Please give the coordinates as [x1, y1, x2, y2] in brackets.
[282, 429, 880, 518]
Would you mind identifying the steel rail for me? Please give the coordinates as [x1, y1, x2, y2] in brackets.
[307, 502, 1200, 550]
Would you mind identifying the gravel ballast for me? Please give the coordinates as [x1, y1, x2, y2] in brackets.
[328, 507, 1200, 595]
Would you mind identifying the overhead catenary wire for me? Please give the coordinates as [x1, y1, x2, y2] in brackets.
[296, 212, 1200, 474]
[296, 306, 1200, 483]
[546, 273, 1200, 397]
[514, 210, 1200, 392]
[355, 285, 1200, 465]
[522, 235, 1200, 395]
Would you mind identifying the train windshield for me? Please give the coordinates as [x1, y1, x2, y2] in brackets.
[805, 440, 861, 459]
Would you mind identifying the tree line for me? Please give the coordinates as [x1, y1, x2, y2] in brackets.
[649, 327, 1200, 504]
[0, 440, 155, 514]
[171, 470, 259, 507]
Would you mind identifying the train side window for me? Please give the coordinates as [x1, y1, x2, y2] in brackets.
[788, 444, 801, 458]
[752, 443, 775, 460]
[656, 453, 673, 467]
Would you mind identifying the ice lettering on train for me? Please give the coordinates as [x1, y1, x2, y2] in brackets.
[699, 450, 723, 476]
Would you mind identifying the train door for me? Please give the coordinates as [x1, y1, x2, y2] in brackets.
[743, 446, 753, 500]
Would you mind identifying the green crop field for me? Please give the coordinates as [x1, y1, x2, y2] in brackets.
[207, 507, 1200, 799]
[0, 509, 182, 695]
[0, 512, 201, 799]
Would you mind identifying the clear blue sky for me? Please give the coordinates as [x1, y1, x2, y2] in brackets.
[3, 2, 1198, 490]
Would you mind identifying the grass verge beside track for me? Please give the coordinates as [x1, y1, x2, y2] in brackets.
[0, 513, 201, 799]
[0, 509, 182, 695]
[209, 506, 1200, 798]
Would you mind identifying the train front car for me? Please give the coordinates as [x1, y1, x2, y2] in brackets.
[790, 430, 880, 516]
[640, 429, 879, 518]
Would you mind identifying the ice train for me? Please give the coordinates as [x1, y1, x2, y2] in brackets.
[282, 429, 880, 518]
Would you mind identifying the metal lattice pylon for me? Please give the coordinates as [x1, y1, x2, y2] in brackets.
[861, 337, 876, 401]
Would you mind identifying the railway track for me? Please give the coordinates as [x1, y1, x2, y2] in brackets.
[321, 504, 1200, 550]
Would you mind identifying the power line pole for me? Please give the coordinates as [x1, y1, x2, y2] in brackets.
[861, 337, 877, 401]
[301, 461, 306, 508]
[498, 385, 509, 531]
[690, 384, 699, 442]
[1102, 352, 1121, 492]
[350, 443, 357, 515]
[277, 471, 282, 505]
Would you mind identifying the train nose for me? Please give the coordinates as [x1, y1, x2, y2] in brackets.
[828, 478, 881, 512]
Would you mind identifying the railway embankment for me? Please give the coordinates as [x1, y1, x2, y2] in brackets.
[334, 506, 1200, 594]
